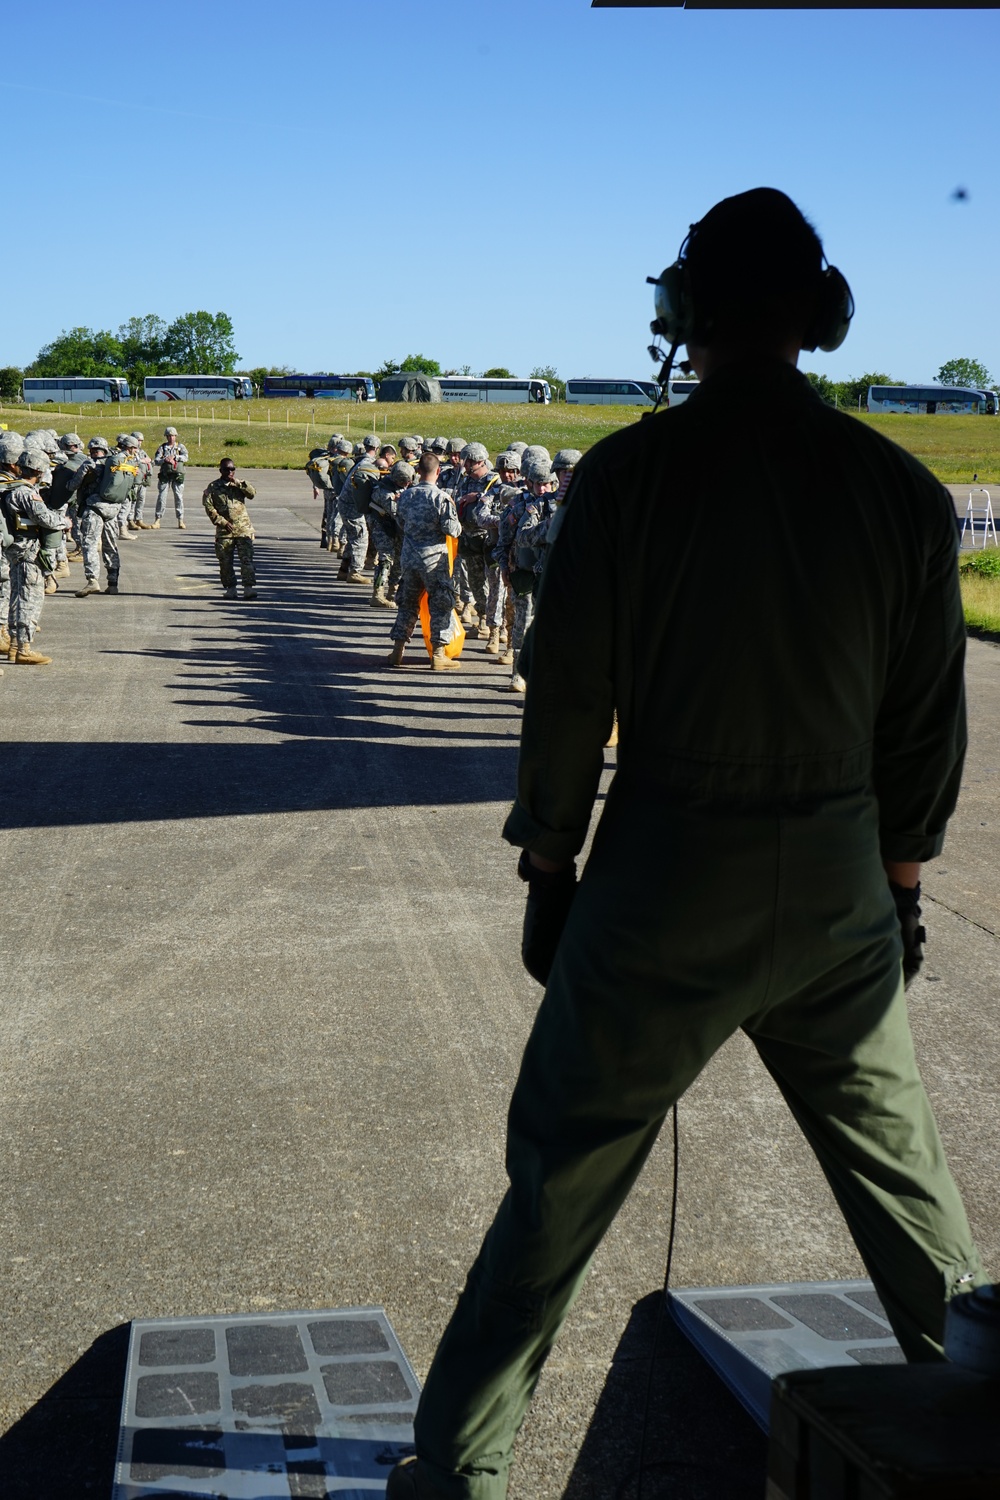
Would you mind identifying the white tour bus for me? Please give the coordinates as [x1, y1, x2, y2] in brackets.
[23, 375, 131, 404]
[665, 377, 699, 407]
[439, 377, 550, 404]
[565, 377, 661, 406]
[144, 375, 254, 401]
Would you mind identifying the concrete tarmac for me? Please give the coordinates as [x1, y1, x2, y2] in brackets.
[1, 468, 997, 1498]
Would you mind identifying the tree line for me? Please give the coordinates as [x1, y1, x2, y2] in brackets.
[805, 357, 995, 410]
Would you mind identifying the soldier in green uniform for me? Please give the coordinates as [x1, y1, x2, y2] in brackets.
[386, 188, 986, 1500]
[202, 459, 258, 600]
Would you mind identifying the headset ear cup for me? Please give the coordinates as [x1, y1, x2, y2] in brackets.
[653, 262, 695, 347]
[805, 266, 854, 353]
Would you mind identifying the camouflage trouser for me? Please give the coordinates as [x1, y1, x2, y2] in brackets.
[216, 534, 256, 590]
[484, 564, 507, 628]
[369, 512, 400, 595]
[320, 488, 340, 546]
[511, 589, 535, 658]
[6, 538, 44, 646]
[454, 556, 471, 606]
[0, 547, 9, 619]
[390, 553, 455, 647]
[80, 505, 121, 586]
[131, 484, 147, 523]
[338, 490, 368, 574]
[459, 544, 489, 618]
[155, 479, 184, 520]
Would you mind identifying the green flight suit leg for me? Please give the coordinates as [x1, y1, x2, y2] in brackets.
[411, 788, 983, 1500]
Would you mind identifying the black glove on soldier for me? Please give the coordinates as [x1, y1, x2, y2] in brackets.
[517, 850, 578, 986]
[889, 881, 926, 989]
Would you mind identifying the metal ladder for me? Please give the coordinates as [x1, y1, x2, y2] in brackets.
[959, 488, 998, 548]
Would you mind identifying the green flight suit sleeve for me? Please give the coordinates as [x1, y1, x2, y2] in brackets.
[873, 480, 967, 863]
[502, 464, 616, 861]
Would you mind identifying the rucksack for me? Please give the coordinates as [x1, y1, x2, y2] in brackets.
[97, 452, 141, 506]
[306, 452, 331, 485]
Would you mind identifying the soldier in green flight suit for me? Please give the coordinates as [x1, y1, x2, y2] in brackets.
[386, 187, 987, 1500]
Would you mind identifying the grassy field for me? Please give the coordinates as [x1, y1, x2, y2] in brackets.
[0, 399, 643, 470]
[959, 551, 1000, 635]
[4, 398, 1000, 481]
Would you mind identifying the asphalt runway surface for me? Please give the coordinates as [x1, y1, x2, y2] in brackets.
[1, 467, 997, 1498]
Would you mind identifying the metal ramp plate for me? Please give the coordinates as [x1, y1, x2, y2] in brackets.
[113, 1305, 417, 1499]
[668, 1279, 903, 1432]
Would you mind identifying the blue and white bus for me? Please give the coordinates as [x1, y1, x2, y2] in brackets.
[261, 374, 376, 401]
[144, 375, 253, 401]
[23, 375, 130, 403]
[565, 377, 661, 406]
[867, 384, 986, 415]
[439, 377, 550, 404]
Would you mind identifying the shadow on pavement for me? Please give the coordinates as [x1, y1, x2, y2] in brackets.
[0, 1322, 130, 1497]
[562, 1293, 767, 1500]
[6, 532, 523, 828]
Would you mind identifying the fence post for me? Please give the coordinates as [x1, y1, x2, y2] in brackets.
[198, 426, 201, 450]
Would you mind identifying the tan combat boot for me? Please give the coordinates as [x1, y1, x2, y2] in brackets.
[497, 647, 515, 666]
[44, 575, 58, 594]
[177, 519, 186, 529]
[460, 601, 476, 626]
[385, 641, 406, 668]
[432, 646, 460, 672]
[150, 519, 160, 529]
[0, 626, 10, 652]
[54, 560, 72, 578]
[14, 646, 52, 665]
[485, 627, 500, 655]
[76, 578, 102, 596]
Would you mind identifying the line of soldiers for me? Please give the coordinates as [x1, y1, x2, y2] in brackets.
[306, 432, 581, 688]
[0, 424, 187, 669]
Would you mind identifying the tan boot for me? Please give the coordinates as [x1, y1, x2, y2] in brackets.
[346, 572, 367, 584]
[432, 646, 460, 672]
[498, 647, 515, 666]
[54, 560, 72, 579]
[371, 588, 393, 609]
[76, 578, 102, 596]
[44, 575, 58, 594]
[177, 519, 186, 529]
[14, 646, 52, 665]
[508, 672, 527, 693]
[117, 527, 136, 542]
[150, 519, 161, 529]
[485, 627, 500, 655]
[0, 626, 9, 652]
[385, 640, 406, 668]
[605, 713, 619, 749]
[460, 602, 476, 626]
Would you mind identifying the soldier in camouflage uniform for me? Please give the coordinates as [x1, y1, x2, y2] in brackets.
[2, 446, 71, 664]
[69, 436, 131, 596]
[369, 460, 413, 608]
[452, 442, 501, 629]
[0, 431, 25, 657]
[336, 434, 380, 583]
[40, 433, 88, 583]
[153, 426, 189, 528]
[386, 452, 462, 672]
[436, 439, 466, 494]
[128, 431, 153, 528]
[112, 435, 140, 544]
[469, 454, 521, 655]
[504, 458, 560, 692]
[307, 446, 335, 547]
[203, 459, 258, 600]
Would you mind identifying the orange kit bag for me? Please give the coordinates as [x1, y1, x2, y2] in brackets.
[418, 534, 465, 660]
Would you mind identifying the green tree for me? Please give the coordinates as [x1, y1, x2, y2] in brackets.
[375, 357, 401, 382]
[240, 364, 292, 391]
[936, 356, 993, 390]
[0, 366, 23, 401]
[835, 372, 899, 411]
[483, 366, 513, 379]
[803, 372, 839, 406]
[164, 311, 239, 373]
[531, 365, 565, 401]
[27, 326, 125, 378]
[399, 353, 441, 375]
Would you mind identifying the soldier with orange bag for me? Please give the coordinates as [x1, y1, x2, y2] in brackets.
[385, 452, 462, 672]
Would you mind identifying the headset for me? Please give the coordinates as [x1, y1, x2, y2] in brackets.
[645, 219, 855, 407]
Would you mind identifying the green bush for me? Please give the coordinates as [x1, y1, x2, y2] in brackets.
[959, 548, 1000, 579]
[223, 436, 249, 447]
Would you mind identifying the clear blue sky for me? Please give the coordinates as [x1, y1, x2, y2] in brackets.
[5, 0, 998, 386]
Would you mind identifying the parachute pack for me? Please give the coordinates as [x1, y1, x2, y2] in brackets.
[97, 454, 141, 507]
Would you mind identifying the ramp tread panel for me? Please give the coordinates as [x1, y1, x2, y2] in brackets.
[669, 1278, 902, 1433]
[113, 1305, 417, 1499]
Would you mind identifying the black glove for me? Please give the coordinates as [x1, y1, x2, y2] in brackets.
[518, 849, 578, 986]
[889, 881, 926, 989]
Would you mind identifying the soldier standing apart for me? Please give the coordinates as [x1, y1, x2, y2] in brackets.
[1, 446, 72, 665]
[69, 436, 136, 596]
[153, 425, 189, 528]
[385, 452, 461, 672]
[203, 459, 258, 600]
